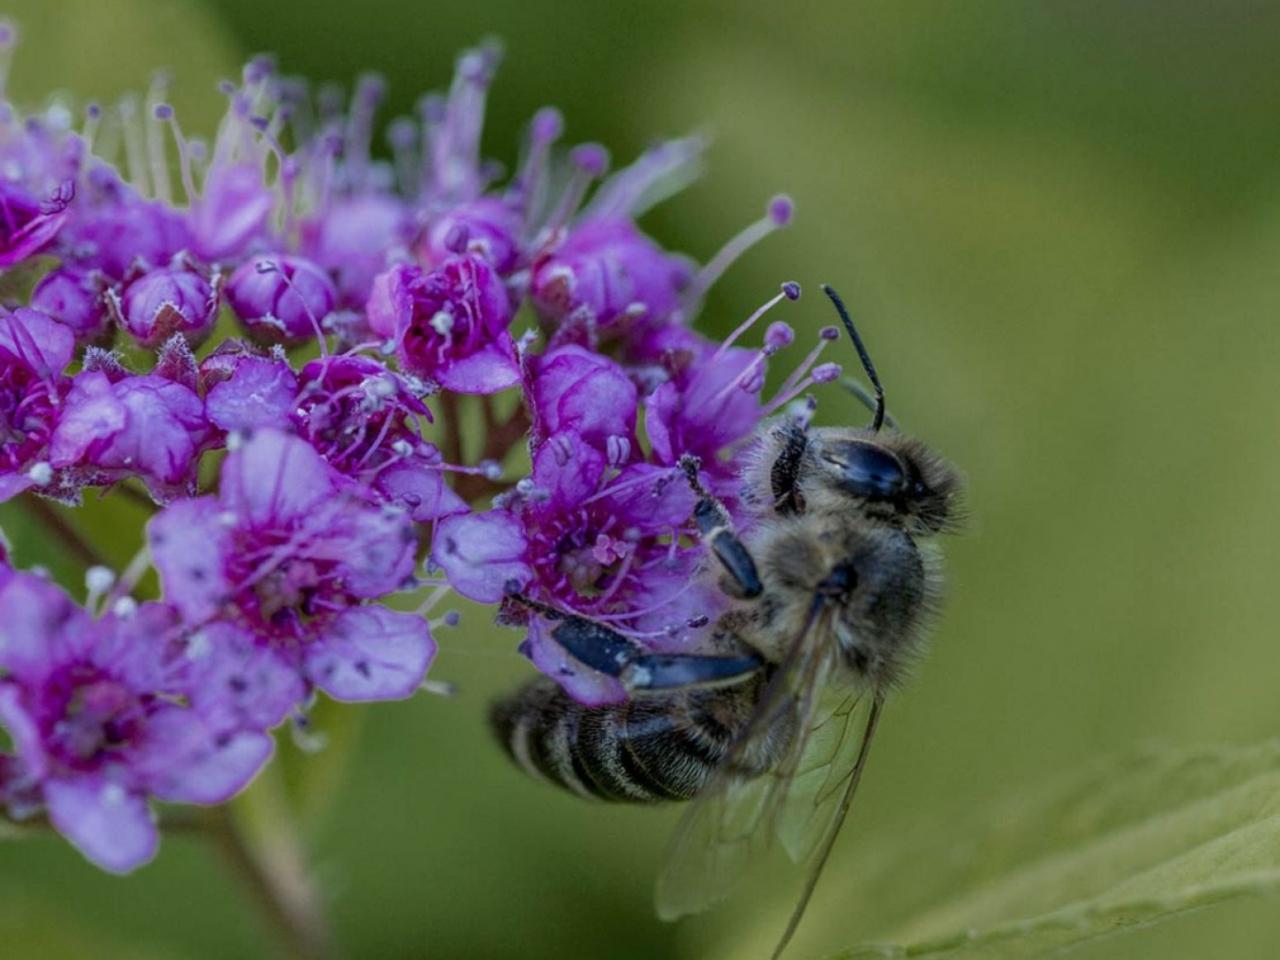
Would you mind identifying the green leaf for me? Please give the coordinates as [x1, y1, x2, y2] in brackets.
[806, 742, 1280, 959]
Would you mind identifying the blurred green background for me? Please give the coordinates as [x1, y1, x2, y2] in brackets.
[4, 0, 1280, 957]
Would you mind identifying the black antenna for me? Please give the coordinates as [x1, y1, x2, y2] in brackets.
[821, 283, 885, 431]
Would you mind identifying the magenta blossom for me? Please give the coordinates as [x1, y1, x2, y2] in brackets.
[204, 352, 465, 522]
[289, 355, 464, 520]
[0, 308, 74, 502]
[147, 429, 435, 703]
[435, 431, 721, 704]
[48, 370, 211, 503]
[419, 198, 524, 275]
[367, 254, 519, 394]
[645, 281, 810, 491]
[0, 574, 272, 872]
[645, 341, 767, 488]
[530, 219, 692, 337]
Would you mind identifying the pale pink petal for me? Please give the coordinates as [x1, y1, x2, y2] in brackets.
[307, 607, 435, 702]
[140, 709, 273, 805]
[435, 341, 521, 395]
[433, 511, 531, 603]
[220, 429, 335, 528]
[44, 776, 158, 874]
[147, 497, 231, 623]
[521, 617, 627, 707]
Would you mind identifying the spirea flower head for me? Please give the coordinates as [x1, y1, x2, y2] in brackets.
[0, 26, 827, 870]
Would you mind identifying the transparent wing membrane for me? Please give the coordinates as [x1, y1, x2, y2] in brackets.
[654, 598, 886, 960]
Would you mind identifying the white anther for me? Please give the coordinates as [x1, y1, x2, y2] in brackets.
[84, 566, 116, 595]
[185, 630, 211, 660]
[366, 375, 397, 398]
[100, 783, 127, 807]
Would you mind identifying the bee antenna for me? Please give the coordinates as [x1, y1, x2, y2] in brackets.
[821, 284, 885, 431]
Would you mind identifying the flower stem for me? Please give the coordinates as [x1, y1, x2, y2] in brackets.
[439, 391, 464, 467]
[454, 403, 530, 502]
[210, 766, 338, 960]
[21, 495, 107, 569]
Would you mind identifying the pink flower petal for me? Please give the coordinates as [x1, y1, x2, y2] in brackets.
[521, 617, 627, 707]
[435, 341, 521, 395]
[147, 497, 232, 623]
[307, 607, 435, 701]
[44, 776, 158, 874]
[433, 511, 531, 603]
[140, 710, 273, 805]
[220, 429, 336, 528]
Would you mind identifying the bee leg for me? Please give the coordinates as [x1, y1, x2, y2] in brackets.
[678, 455, 763, 600]
[621, 652, 763, 692]
[548, 615, 646, 678]
[769, 417, 808, 515]
[546, 615, 763, 691]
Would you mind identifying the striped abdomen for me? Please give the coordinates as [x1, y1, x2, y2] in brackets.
[490, 676, 764, 803]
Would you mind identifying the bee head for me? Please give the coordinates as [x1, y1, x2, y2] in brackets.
[813, 431, 961, 534]
[810, 285, 962, 534]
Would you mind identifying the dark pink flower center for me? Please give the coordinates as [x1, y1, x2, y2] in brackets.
[527, 506, 665, 614]
[225, 526, 350, 642]
[42, 665, 150, 772]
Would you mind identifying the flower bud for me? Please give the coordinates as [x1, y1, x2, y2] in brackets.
[31, 267, 111, 345]
[226, 254, 337, 346]
[114, 265, 219, 349]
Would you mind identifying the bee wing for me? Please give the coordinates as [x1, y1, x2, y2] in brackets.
[771, 694, 884, 959]
[654, 601, 840, 920]
[776, 684, 870, 863]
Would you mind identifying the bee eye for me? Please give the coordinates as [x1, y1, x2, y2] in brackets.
[830, 443, 907, 500]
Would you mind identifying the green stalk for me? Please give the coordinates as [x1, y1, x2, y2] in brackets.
[212, 761, 339, 960]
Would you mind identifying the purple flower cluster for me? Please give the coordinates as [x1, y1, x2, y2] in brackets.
[0, 29, 832, 872]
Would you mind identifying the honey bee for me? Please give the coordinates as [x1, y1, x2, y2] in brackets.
[491, 285, 963, 957]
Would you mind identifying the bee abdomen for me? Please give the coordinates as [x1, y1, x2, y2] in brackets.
[490, 679, 744, 804]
